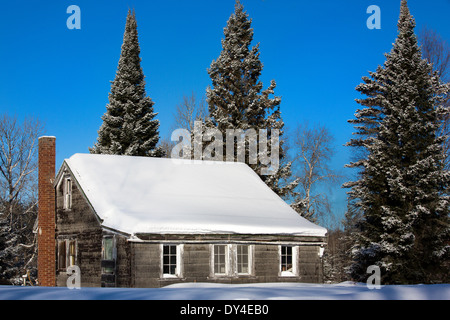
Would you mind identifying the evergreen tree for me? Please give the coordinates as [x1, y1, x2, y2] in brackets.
[206, 0, 295, 198]
[344, 0, 449, 284]
[90, 10, 163, 157]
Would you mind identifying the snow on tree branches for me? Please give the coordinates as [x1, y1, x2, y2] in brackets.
[344, 0, 449, 284]
[90, 10, 163, 157]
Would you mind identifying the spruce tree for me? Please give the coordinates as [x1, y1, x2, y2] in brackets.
[344, 0, 449, 284]
[90, 10, 163, 157]
[206, 0, 295, 198]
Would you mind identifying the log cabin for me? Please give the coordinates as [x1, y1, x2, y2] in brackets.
[37, 136, 327, 288]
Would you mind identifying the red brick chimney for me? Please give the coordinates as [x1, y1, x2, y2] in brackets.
[37, 136, 56, 286]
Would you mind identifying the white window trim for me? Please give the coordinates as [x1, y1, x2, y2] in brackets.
[235, 244, 253, 276]
[279, 245, 299, 277]
[63, 177, 72, 210]
[210, 244, 254, 278]
[160, 244, 184, 279]
[211, 244, 230, 277]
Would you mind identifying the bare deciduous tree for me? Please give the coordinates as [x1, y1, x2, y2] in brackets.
[290, 123, 342, 223]
[419, 26, 450, 169]
[420, 26, 450, 81]
[166, 92, 208, 159]
[0, 113, 44, 284]
[173, 92, 207, 132]
[0, 114, 43, 224]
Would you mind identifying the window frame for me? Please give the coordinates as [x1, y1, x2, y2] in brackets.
[210, 244, 254, 278]
[63, 177, 72, 210]
[212, 244, 229, 276]
[57, 238, 77, 271]
[160, 244, 184, 279]
[236, 244, 252, 275]
[68, 240, 76, 267]
[279, 245, 298, 277]
[101, 235, 116, 274]
[58, 240, 67, 271]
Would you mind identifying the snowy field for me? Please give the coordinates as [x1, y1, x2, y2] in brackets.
[0, 282, 449, 300]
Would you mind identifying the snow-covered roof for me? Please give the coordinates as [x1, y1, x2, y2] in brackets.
[63, 153, 327, 237]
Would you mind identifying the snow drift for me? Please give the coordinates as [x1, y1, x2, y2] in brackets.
[0, 282, 448, 300]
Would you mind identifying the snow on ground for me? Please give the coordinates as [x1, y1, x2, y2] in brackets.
[0, 282, 448, 300]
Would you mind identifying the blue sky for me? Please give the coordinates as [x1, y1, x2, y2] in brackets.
[0, 0, 449, 225]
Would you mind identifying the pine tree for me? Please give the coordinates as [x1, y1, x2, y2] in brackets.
[90, 10, 163, 157]
[206, 0, 295, 198]
[344, 0, 449, 284]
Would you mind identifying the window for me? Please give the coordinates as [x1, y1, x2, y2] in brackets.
[211, 244, 253, 277]
[214, 245, 227, 275]
[63, 178, 72, 210]
[161, 244, 183, 278]
[280, 246, 298, 277]
[58, 240, 66, 270]
[68, 240, 76, 266]
[237, 245, 250, 274]
[281, 246, 292, 272]
[102, 236, 116, 274]
[57, 239, 77, 270]
[163, 245, 177, 275]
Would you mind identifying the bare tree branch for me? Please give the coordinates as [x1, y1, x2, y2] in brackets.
[0, 113, 44, 284]
[173, 92, 207, 132]
[419, 26, 450, 170]
[290, 122, 343, 223]
[0, 113, 43, 226]
[420, 26, 450, 82]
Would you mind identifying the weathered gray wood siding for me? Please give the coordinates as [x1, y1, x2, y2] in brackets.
[130, 241, 325, 288]
[116, 236, 132, 287]
[55, 171, 102, 287]
[55, 168, 131, 287]
[130, 243, 161, 288]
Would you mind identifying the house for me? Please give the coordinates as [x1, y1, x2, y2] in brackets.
[37, 137, 327, 288]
